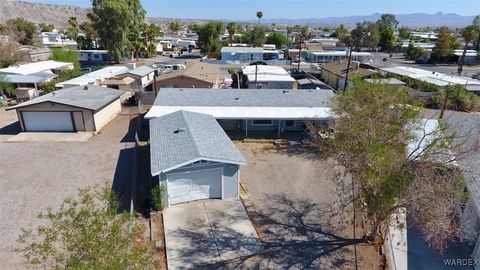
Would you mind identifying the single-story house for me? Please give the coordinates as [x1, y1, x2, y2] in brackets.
[321, 61, 377, 90]
[307, 51, 372, 64]
[14, 46, 52, 63]
[150, 110, 247, 207]
[78, 50, 112, 62]
[125, 64, 155, 92]
[55, 66, 128, 88]
[242, 65, 296, 89]
[297, 77, 334, 90]
[0, 60, 74, 76]
[156, 61, 224, 89]
[381, 66, 480, 89]
[6, 85, 123, 132]
[221, 47, 263, 62]
[364, 78, 406, 86]
[3, 72, 57, 100]
[145, 88, 335, 137]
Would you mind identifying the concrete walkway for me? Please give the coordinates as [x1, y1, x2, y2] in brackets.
[163, 199, 262, 269]
[6, 132, 94, 142]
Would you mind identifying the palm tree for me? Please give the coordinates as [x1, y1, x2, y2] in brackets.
[226, 22, 237, 46]
[458, 25, 479, 75]
[256, 11, 263, 26]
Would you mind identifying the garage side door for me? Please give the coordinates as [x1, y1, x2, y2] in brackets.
[22, 111, 74, 132]
[167, 168, 222, 206]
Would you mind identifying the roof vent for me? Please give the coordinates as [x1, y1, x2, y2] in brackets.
[174, 128, 187, 134]
[234, 97, 240, 101]
[283, 90, 291, 94]
[83, 85, 89, 90]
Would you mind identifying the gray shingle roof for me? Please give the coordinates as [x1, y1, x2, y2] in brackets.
[7, 85, 123, 111]
[442, 113, 480, 213]
[150, 110, 247, 175]
[127, 65, 154, 77]
[153, 88, 334, 107]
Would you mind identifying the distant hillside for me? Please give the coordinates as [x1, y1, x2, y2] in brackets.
[0, 0, 476, 29]
[0, 0, 88, 28]
[247, 12, 477, 28]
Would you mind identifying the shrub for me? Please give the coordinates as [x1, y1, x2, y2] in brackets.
[430, 85, 480, 112]
[39, 81, 55, 93]
[151, 185, 166, 211]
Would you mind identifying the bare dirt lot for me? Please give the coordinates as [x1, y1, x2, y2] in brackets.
[0, 108, 137, 269]
[224, 142, 383, 270]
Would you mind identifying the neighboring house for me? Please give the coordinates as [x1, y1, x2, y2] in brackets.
[78, 50, 113, 62]
[321, 61, 377, 90]
[297, 77, 334, 90]
[242, 65, 296, 89]
[6, 85, 123, 132]
[0, 60, 74, 76]
[37, 32, 78, 49]
[125, 64, 155, 92]
[454, 50, 478, 65]
[156, 61, 225, 89]
[145, 88, 335, 137]
[364, 78, 406, 86]
[14, 46, 52, 63]
[55, 66, 128, 88]
[381, 66, 480, 89]
[307, 51, 372, 64]
[150, 110, 247, 207]
[101, 75, 136, 91]
[3, 72, 57, 100]
[221, 47, 263, 62]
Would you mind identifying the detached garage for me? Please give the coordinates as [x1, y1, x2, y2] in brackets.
[150, 110, 247, 207]
[7, 85, 123, 132]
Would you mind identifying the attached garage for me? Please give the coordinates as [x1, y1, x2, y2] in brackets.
[7, 85, 123, 132]
[150, 111, 246, 207]
[167, 168, 222, 205]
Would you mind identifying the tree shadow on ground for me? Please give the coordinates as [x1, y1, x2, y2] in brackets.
[169, 194, 360, 270]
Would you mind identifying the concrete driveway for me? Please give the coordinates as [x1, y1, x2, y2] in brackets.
[163, 198, 262, 269]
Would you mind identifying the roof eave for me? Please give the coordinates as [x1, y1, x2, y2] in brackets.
[151, 156, 247, 176]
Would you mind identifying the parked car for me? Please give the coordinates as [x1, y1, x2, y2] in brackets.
[472, 73, 480, 80]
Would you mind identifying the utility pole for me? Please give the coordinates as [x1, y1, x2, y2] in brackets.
[297, 35, 302, 71]
[343, 46, 353, 91]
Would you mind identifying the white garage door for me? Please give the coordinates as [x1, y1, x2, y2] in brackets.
[22, 111, 74, 132]
[167, 168, 222, 205]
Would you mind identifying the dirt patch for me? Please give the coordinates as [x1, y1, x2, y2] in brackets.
[235, 142, 384, 269]
[135, 213, 167, 270]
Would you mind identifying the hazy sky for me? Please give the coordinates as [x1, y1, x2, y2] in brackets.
[26, 0, 480, 19]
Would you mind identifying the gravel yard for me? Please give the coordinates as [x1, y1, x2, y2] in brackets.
[0, 107, 137, 269]
[226, 142, 383, 270]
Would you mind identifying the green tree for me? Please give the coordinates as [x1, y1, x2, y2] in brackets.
[66, 16, 79, 40]
[376, 13, 399, 31]
[251, 26, 267, 47]
[458, 25, 479, 75]
[50, 48, 80, 69]
[450, 37, 462, 50]
[398, 26, 411, 40]
[169, 21, 181, 35]
[226, 22, 237, 46]
[256, 11, 263, 25]
[266, 32, 288, 49]
[350, 21, 379, 51]
[432, 85, 480, 112]
[142, 23, 161, 58]
[473, 15, 480, 49]
[405, 42, 426, 60]
[432, 26, 453, 63]
[331, 24, 348, 38]
[89, 0, 145, 62]
[6, 17, 37, 45]
[16, 186, 156, 269]
[378, 27, 397, 52]
[0, 74, 14, 97]
[327, 79, 465, 252]
[194, 21, 224, 55]
[79, 21, 98, 49]
[38, 23, 54, 32]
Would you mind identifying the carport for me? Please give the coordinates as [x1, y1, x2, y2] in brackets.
[149, 110, 247, 207]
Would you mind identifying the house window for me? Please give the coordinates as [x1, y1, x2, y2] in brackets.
[252, 120, 273, 126]
[285, 120, 295, 127]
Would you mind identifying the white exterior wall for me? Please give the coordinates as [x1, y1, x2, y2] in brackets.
[93, 99, 121, 131]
